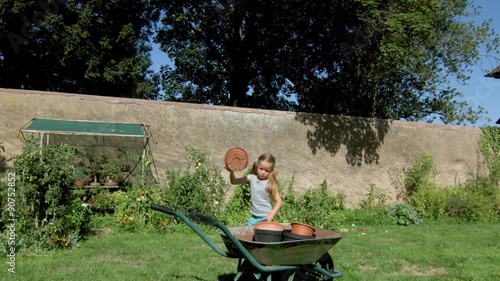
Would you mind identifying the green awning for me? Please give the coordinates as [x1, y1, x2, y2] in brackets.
[20, 118, 146, 137]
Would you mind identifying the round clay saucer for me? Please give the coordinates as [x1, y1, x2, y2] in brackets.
[225, 148, 249, 172]
[254, 221, 285, 231]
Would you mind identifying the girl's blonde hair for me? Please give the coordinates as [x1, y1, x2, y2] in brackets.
[252, 154, 279, 202]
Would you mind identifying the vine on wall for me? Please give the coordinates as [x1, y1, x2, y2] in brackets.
[480, 126, 500, 173]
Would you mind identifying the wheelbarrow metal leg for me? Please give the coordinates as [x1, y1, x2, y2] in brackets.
[235, 258, 297, 281]
[234, 258, 245, 281]
[234, 258, 268, 281]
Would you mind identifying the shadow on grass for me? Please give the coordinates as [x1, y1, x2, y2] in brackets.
[170, 274, 208, 280]
[294, 113, 390, 166]
[218, 272, 283, 281]
[218, 273, 239, 280]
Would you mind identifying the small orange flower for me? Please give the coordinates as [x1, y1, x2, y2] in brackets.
[140, 190, 145, 196]
[211, 171, 216, 177]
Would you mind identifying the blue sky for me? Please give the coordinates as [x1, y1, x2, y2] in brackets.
[150, 1, 500, 127]
[452, 0, 500, 127]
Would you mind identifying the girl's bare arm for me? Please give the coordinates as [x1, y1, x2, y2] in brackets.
[229, 171, 250, 185]
[267, 191, 283, 221]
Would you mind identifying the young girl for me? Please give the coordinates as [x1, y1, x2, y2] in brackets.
[228, 154, 282, 225]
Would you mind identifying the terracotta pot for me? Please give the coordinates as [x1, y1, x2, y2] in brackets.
[75, 180, 87, 187]
[290, 222, 315, 236]
[225, 148, 249, 172]
[254, 221, 285, 231]
[283, 230, 316, 241]
[254, 221, 284, 242]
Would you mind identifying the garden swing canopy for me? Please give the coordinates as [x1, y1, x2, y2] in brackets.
[20, 117, 147, 138]
[19, 118, 151, 174]
[19, 117, 149, 150]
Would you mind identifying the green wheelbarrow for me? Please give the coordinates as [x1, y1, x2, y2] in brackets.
[151, 204, 345, 281]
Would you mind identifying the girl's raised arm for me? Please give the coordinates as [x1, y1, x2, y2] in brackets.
[229, 171, 250, 185]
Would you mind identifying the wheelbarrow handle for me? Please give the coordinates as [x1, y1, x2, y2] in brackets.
[150, 204, 176, 216]
[189, 211, 218, 227]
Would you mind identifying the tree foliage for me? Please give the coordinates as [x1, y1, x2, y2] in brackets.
[153, 0, 499, 124]
[0, 0, 159, 98]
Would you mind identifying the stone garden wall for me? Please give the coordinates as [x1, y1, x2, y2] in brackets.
[0, 88, 486, 205]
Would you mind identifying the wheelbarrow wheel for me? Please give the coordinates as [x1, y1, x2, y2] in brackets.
[280, 265, 315, 281]
[314, 253, 335, 281]
[280, 253, 335, 281]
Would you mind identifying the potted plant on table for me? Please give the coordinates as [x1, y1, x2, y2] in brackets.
[83, 149, 106, 187]
[74, 165, 89, 187]
[101, 162, 123, 187]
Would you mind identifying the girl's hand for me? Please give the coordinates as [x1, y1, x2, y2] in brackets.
[266, 214, 274, 222]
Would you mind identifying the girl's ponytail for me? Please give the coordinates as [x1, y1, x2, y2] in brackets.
[267, 169, 279, 202]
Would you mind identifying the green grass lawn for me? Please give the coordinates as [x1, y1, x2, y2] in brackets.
[2, 223, 500, 280]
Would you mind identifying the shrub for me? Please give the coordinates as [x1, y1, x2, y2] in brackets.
[273, 176, 298, 224]
[220, 175, 251, 227]
[113, 186, 163, 229]
[2, 138, 91, 251]
[402, 153, 437, 199]
[444, 188, 498, 223]
[359, 184, 389, 209]
[274, 180, 346, 230]
[480, 127, 500, 175]
[386, 202, 423, 226]
[161, 147, 229, 221]
[87, 188, 116, 214]
[294, 180, 345, 227]
[407, 184, 447, 221]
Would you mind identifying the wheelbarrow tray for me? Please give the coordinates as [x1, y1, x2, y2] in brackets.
[217, 223, 345, 266]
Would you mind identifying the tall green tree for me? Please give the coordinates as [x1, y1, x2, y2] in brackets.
[0, 0, 159, 98]
[153, 0, 499, 124]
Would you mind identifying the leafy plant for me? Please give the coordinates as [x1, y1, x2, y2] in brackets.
[273, 176, 298, 224]
[101, 162, 123, 184]
[407, 184, 447, 221]
[359, 184, 389, 209]
[480, 127, 500, 173]
[386, 202, 423, 226]
[112, 186, 162, 229]
[274, 179, 346, 230]
[220, 179, 251, 227]
[293, 180, 346, 228]
[402, 153, 437, 199]
[3, 138, 91, 251]
[82, 148, 106, 184]
[162, 147, 229, 221]
[87, 188, 116, 214]
[73, 165, 89, 182]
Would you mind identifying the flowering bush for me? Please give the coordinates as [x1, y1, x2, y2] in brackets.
[3, 138, 91, 251]
[161, 146, 229, 222]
